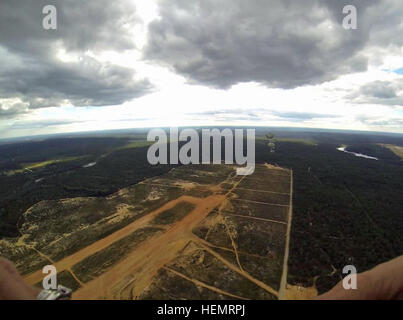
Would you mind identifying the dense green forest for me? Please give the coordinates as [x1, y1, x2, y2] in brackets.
[0, 128, 402, 293]
[0, 137, 175, 237]
[255, 135, 403, 293]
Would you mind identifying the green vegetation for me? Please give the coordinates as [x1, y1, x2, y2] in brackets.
[152, 202, 196, 225]
[257, 136, 317, 146]
[57, 270, 82, 291]
[72, 227, 163, 283]
[239, 253, 283, 291]
[117, 140, 153, 150]
[167, 243, 276, 300]
[381, 144, 403, 160]
[139, 268, 237, 300]
[0, 136, 176, 237]
[255, 137, 403, 293]
[226, 215, 286, 257]
[5, 156, 85, 176]
[0, 129, 402, 296]
[239, 174, 290, 194]
[232, 189, 290, 205]
[0, 240, 50, 276]
[223, 200, 288, 222]
[34, 270, 82, 291]
[19, 184, 183, 262]
[40, 215, 139, 262]
[345, 143, 400, 161]
[205, 222, 233, 249]
[276, 138, 317, 146]
[184, 188, 213, 198]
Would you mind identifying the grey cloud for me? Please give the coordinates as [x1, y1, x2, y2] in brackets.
[370, 119, 403, 126]
[348, 80, 403, 106]
[0, 0, 138, 54]
[192, 109, 261, 118]
[0, 0, 151, 118]
[8, 119, 85, 130]
[0, 102, 28, 118]
[272, 112, 340, 121]
[0, 55, 151, 109]
[355, 114, 403, 128]
[189, 108, 340, 122]
[188, 108, 264, 122]
[145, 0, 390, 89]
[360, 81, 397, 99]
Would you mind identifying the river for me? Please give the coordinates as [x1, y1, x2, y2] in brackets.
[83, 162, 97, 168]
[337, 147, 378, 160]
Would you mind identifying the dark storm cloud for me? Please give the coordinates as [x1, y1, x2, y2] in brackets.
[0, 0, 151, 117]
[145, 0, 402, 89]
[0, 0, 139, 54]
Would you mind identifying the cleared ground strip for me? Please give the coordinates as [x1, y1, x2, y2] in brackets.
[20, 163, 292, 300]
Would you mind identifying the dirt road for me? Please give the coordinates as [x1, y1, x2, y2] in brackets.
[24, 195, 216, 286]
[279, 170, 293, 299]
[74, 168, 245, 299]
[25, 165, 292, 300]
[73, 194, 225, 299]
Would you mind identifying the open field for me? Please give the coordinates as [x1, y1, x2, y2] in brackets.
[381, 144, 403, 160]
[5, 156, 85, 176]
[256, 137, 317, 146]
[2, 163, 293, 299]
[152, 202, 196, 225]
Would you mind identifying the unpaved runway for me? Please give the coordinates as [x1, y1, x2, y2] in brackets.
[74, 170, 245, 299]
[73, 194, 225, 299]
[24, 195, 214, 286]
[24, 165, 293, 300]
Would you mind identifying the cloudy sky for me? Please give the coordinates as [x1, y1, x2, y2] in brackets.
[1, 0, 403, 138]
